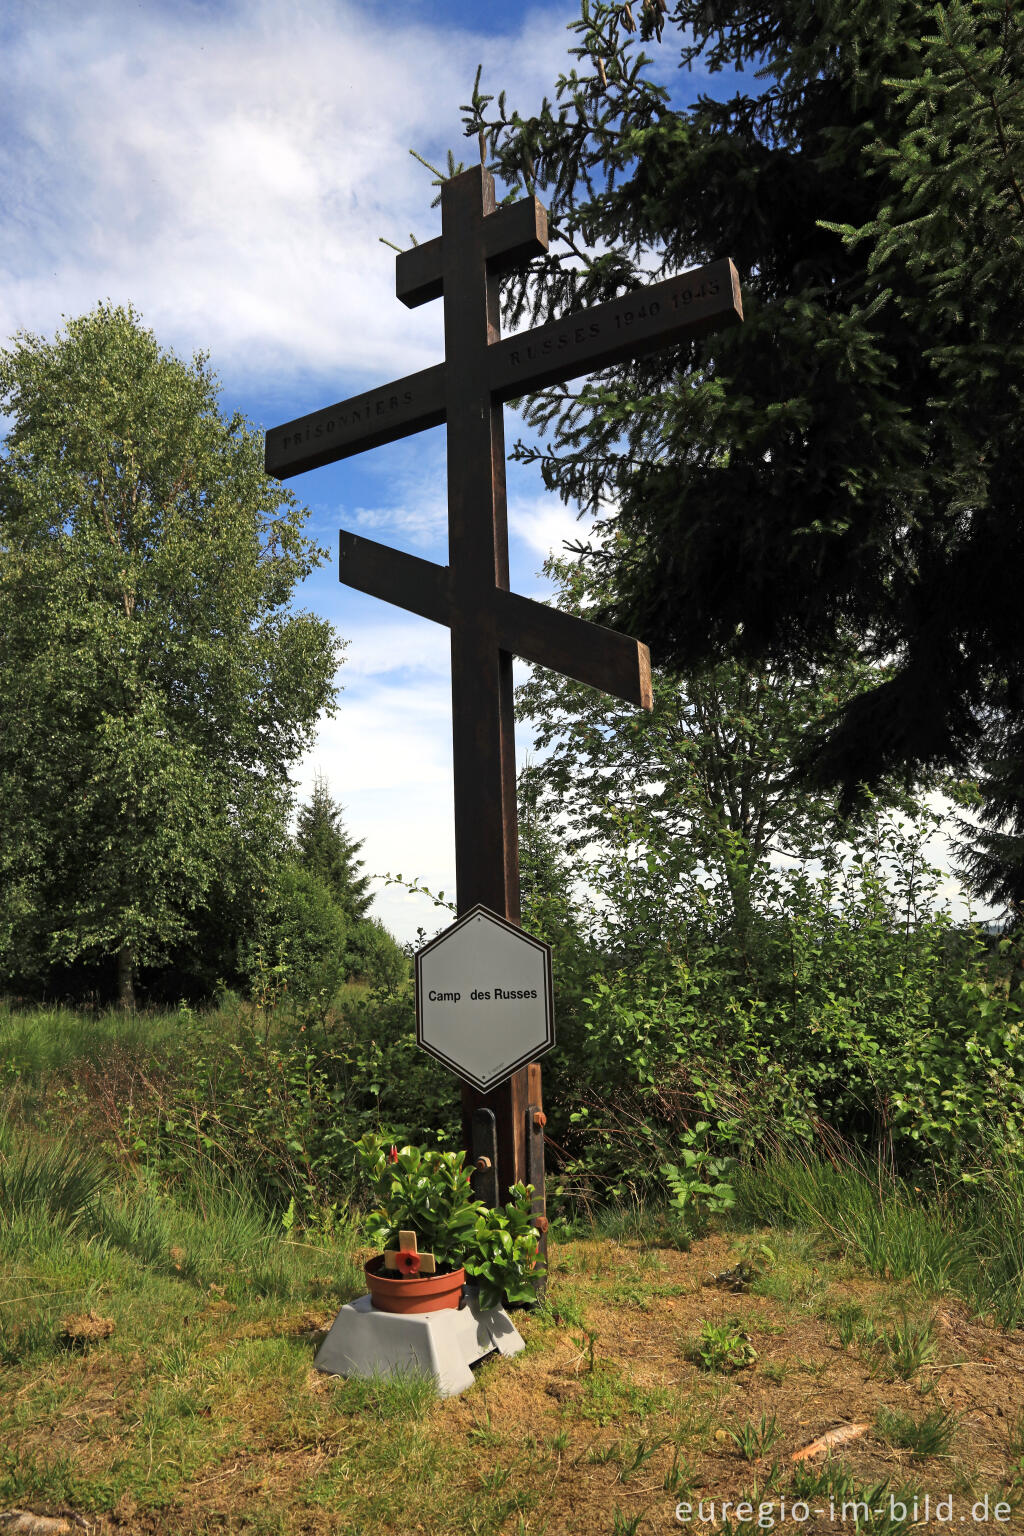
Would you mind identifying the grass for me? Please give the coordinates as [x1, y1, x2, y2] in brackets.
[875, 1404, 960, 1457]
[0, 1135, 109, 1227]
[609, 1512, 643, 1535]
[577, 1360, 673, 1424]
[2, 1001, 1024, 1534]
[728, 1412, 783, 1461]
[662, 1445, 696, 1495]
[735, 1146, 1024, 1329]
[1009, 1409, 1024, 1459]
[0, 999, 183, 1082]
[825, 1299, 938, 1380]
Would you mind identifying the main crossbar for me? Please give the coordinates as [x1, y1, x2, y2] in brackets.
[265, 257, 741, 481]
[489, 259, 741, 403]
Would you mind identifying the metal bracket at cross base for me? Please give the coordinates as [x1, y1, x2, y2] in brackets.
[470, 1107, 499, 1209]
[526, 1102, 548, 1299]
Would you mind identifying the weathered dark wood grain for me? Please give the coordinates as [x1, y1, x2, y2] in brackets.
[489, 258, 742, 402]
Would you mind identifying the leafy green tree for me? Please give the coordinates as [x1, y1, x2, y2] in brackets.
[517, 759, 581, 948]
[251, 859, 350, 1007]
[462, 0, 1024, 900]
[294, 772, 372, 924]
[344, 916, 409, 993]
[517, 555, 919, 945]
[0, 304, 340, 1006]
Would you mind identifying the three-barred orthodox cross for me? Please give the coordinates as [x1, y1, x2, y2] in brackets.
[265, 164, 742, 1215]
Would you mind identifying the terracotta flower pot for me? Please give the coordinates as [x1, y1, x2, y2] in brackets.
[364, 1256, 465, 1314]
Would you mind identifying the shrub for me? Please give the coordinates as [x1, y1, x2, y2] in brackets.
[538, 820, 1024, 1204]
[247, 860, 348, 1006]
[130, 981, 459, 1215]
[345, 917, 408, 991]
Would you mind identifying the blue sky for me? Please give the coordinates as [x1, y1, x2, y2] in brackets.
[1, 1, 983, 939]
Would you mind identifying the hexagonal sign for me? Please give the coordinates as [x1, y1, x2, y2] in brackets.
[415, 905, 555, 1091]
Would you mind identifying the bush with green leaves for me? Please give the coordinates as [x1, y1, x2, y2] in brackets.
[246, 860, 349, 1006]
[688, 1320, 757, 1374]
[120, 812, 1024, 1225]
[130, 981, 458, 1214]
[538, 816, 1024, 1204]
[245, 861, 409, 1007]
[354, 1133, 543, 1308]
[660, 1123, 738, 1236]
[344, 917, 408, 992]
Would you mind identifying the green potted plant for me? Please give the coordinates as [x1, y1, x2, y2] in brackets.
[354, 1133, 544, 1314]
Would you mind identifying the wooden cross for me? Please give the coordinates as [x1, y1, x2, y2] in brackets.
[384, 1230, 435, 1276]
[265, 165, 742, 1217]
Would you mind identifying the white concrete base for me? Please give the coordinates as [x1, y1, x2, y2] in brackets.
[313, 1286, 525, 1397]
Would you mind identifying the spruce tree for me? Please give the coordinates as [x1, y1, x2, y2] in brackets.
[517, 761, 580, 948]
[461, 0, 1024, 903]
[294, 773, 372, 924]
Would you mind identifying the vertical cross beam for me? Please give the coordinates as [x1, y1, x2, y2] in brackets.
[440, 168, 531, 1202]
[443, 168, 518, 923]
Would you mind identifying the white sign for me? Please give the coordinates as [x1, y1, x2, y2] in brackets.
[415, 905, 555, 1091]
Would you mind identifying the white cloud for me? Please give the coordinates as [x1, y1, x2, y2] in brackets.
[290, 627, 456, 939]
[289, 600, 545, 940]
[338, 616, 451, 682]
[510, 492, 593, 564]
[351, 499, 448, 549]
[346, 475, 596, 568]
[289, 600, 455, 917]
[0, 0, 581, 396]
[348, 432, 452, 550]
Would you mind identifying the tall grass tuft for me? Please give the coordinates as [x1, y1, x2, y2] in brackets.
[1, 1106, 362, 1308]
[968, 1161, 1024, 1330]
[0, 1124, 110, 1233]
[736, 1141, 1024, 1328]
[88, 1160, 299, 1297]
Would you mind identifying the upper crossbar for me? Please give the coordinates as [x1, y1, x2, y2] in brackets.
[396, 197, 548, 310]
